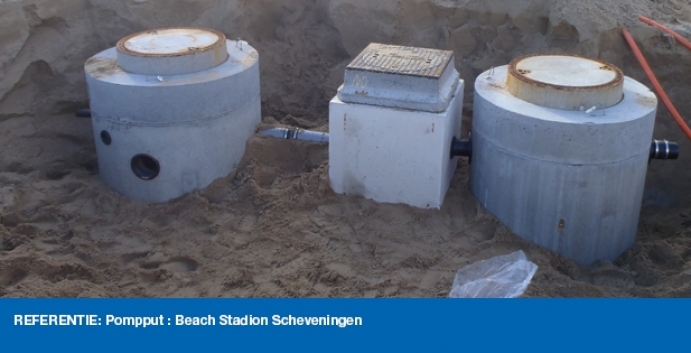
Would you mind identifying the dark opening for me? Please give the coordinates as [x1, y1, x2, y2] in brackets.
[131, 154, 160, 180]
[100, 130, 112, 145]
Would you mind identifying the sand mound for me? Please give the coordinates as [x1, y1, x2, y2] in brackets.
[2, 0, 691, 297]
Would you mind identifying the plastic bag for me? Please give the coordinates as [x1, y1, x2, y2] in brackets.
[449, 250, 538, 298]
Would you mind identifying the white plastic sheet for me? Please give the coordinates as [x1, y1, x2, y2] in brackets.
[449, 250, 538, 298]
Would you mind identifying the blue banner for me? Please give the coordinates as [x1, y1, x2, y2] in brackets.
[0, 299, 688, 352]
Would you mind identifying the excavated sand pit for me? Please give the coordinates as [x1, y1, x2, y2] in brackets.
[3, 0, 691, 297]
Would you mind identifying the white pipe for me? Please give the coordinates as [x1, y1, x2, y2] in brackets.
[259, 128, 328, 143]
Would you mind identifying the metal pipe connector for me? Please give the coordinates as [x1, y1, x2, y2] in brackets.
[650, 139, 679, 161]
[259, 128, 328, 143]
[450, 135, 472, 163]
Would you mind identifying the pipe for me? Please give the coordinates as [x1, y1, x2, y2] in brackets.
[76, 109, 92, 118]
[622, 28, 691, 142]
[259, 128, 328, 143]
[650, 139, 679, 160]
[638, 15, 691, 51]
[450, 136, 472, 163]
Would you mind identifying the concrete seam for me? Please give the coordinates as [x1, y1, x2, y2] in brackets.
[475, 133, 648, 166]
[91, 96, 260, 126]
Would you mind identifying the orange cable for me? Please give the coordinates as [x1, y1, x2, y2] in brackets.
[622, 28, 691, 141]
[638, 15, 691, 51]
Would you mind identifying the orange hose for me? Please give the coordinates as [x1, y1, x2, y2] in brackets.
[621, 28, 691, 142]
[638, 15, 691, 51]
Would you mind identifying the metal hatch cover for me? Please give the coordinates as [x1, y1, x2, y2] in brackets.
[338, 43, 460, 113]
[347, 43, 453, 78]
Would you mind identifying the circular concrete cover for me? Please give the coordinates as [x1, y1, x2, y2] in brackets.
[115, 27, 229, 76]
[118, 28, 225, 56]
[506, 54, 624, 110]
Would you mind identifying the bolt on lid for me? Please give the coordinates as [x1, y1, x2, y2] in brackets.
[506, 54, 624, 111]
[116, 27, 229, 76]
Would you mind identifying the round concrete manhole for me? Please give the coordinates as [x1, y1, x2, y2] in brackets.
[117, 27, 226, 57]
[506, 54, 625, 111]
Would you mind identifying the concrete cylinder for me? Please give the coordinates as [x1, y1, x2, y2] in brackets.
[470, 55, 657, 265]
[85, 28, 261, 203]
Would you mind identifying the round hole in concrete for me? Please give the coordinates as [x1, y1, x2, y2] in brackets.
[131, 154, 160, 180]
[100, 130, 112, 145]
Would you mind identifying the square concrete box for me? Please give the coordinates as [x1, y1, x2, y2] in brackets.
[329, 43, 464, 209]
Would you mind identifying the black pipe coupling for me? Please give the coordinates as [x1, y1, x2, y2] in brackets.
[650, 139, 679, 161]
[75, 109, 92, 118]
[450, 135, 472, 163]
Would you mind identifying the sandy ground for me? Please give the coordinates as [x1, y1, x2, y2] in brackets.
[2, 0, 691, 297]
[1, 113, 691, 298]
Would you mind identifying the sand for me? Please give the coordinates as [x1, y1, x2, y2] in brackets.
[2, 0, 691, 297]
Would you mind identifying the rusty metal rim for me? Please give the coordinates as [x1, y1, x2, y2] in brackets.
[116, 27, 227, 58]
[507, 53, 624, 92]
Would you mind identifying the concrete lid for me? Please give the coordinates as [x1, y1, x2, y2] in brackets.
[116, 27, 229, 76]
[506, 54, 624, 111]
[337, 43, 460, 113]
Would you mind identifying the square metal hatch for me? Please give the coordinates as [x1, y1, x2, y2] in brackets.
[346, 43, 453, 78]
[337, 43, 460, 113]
